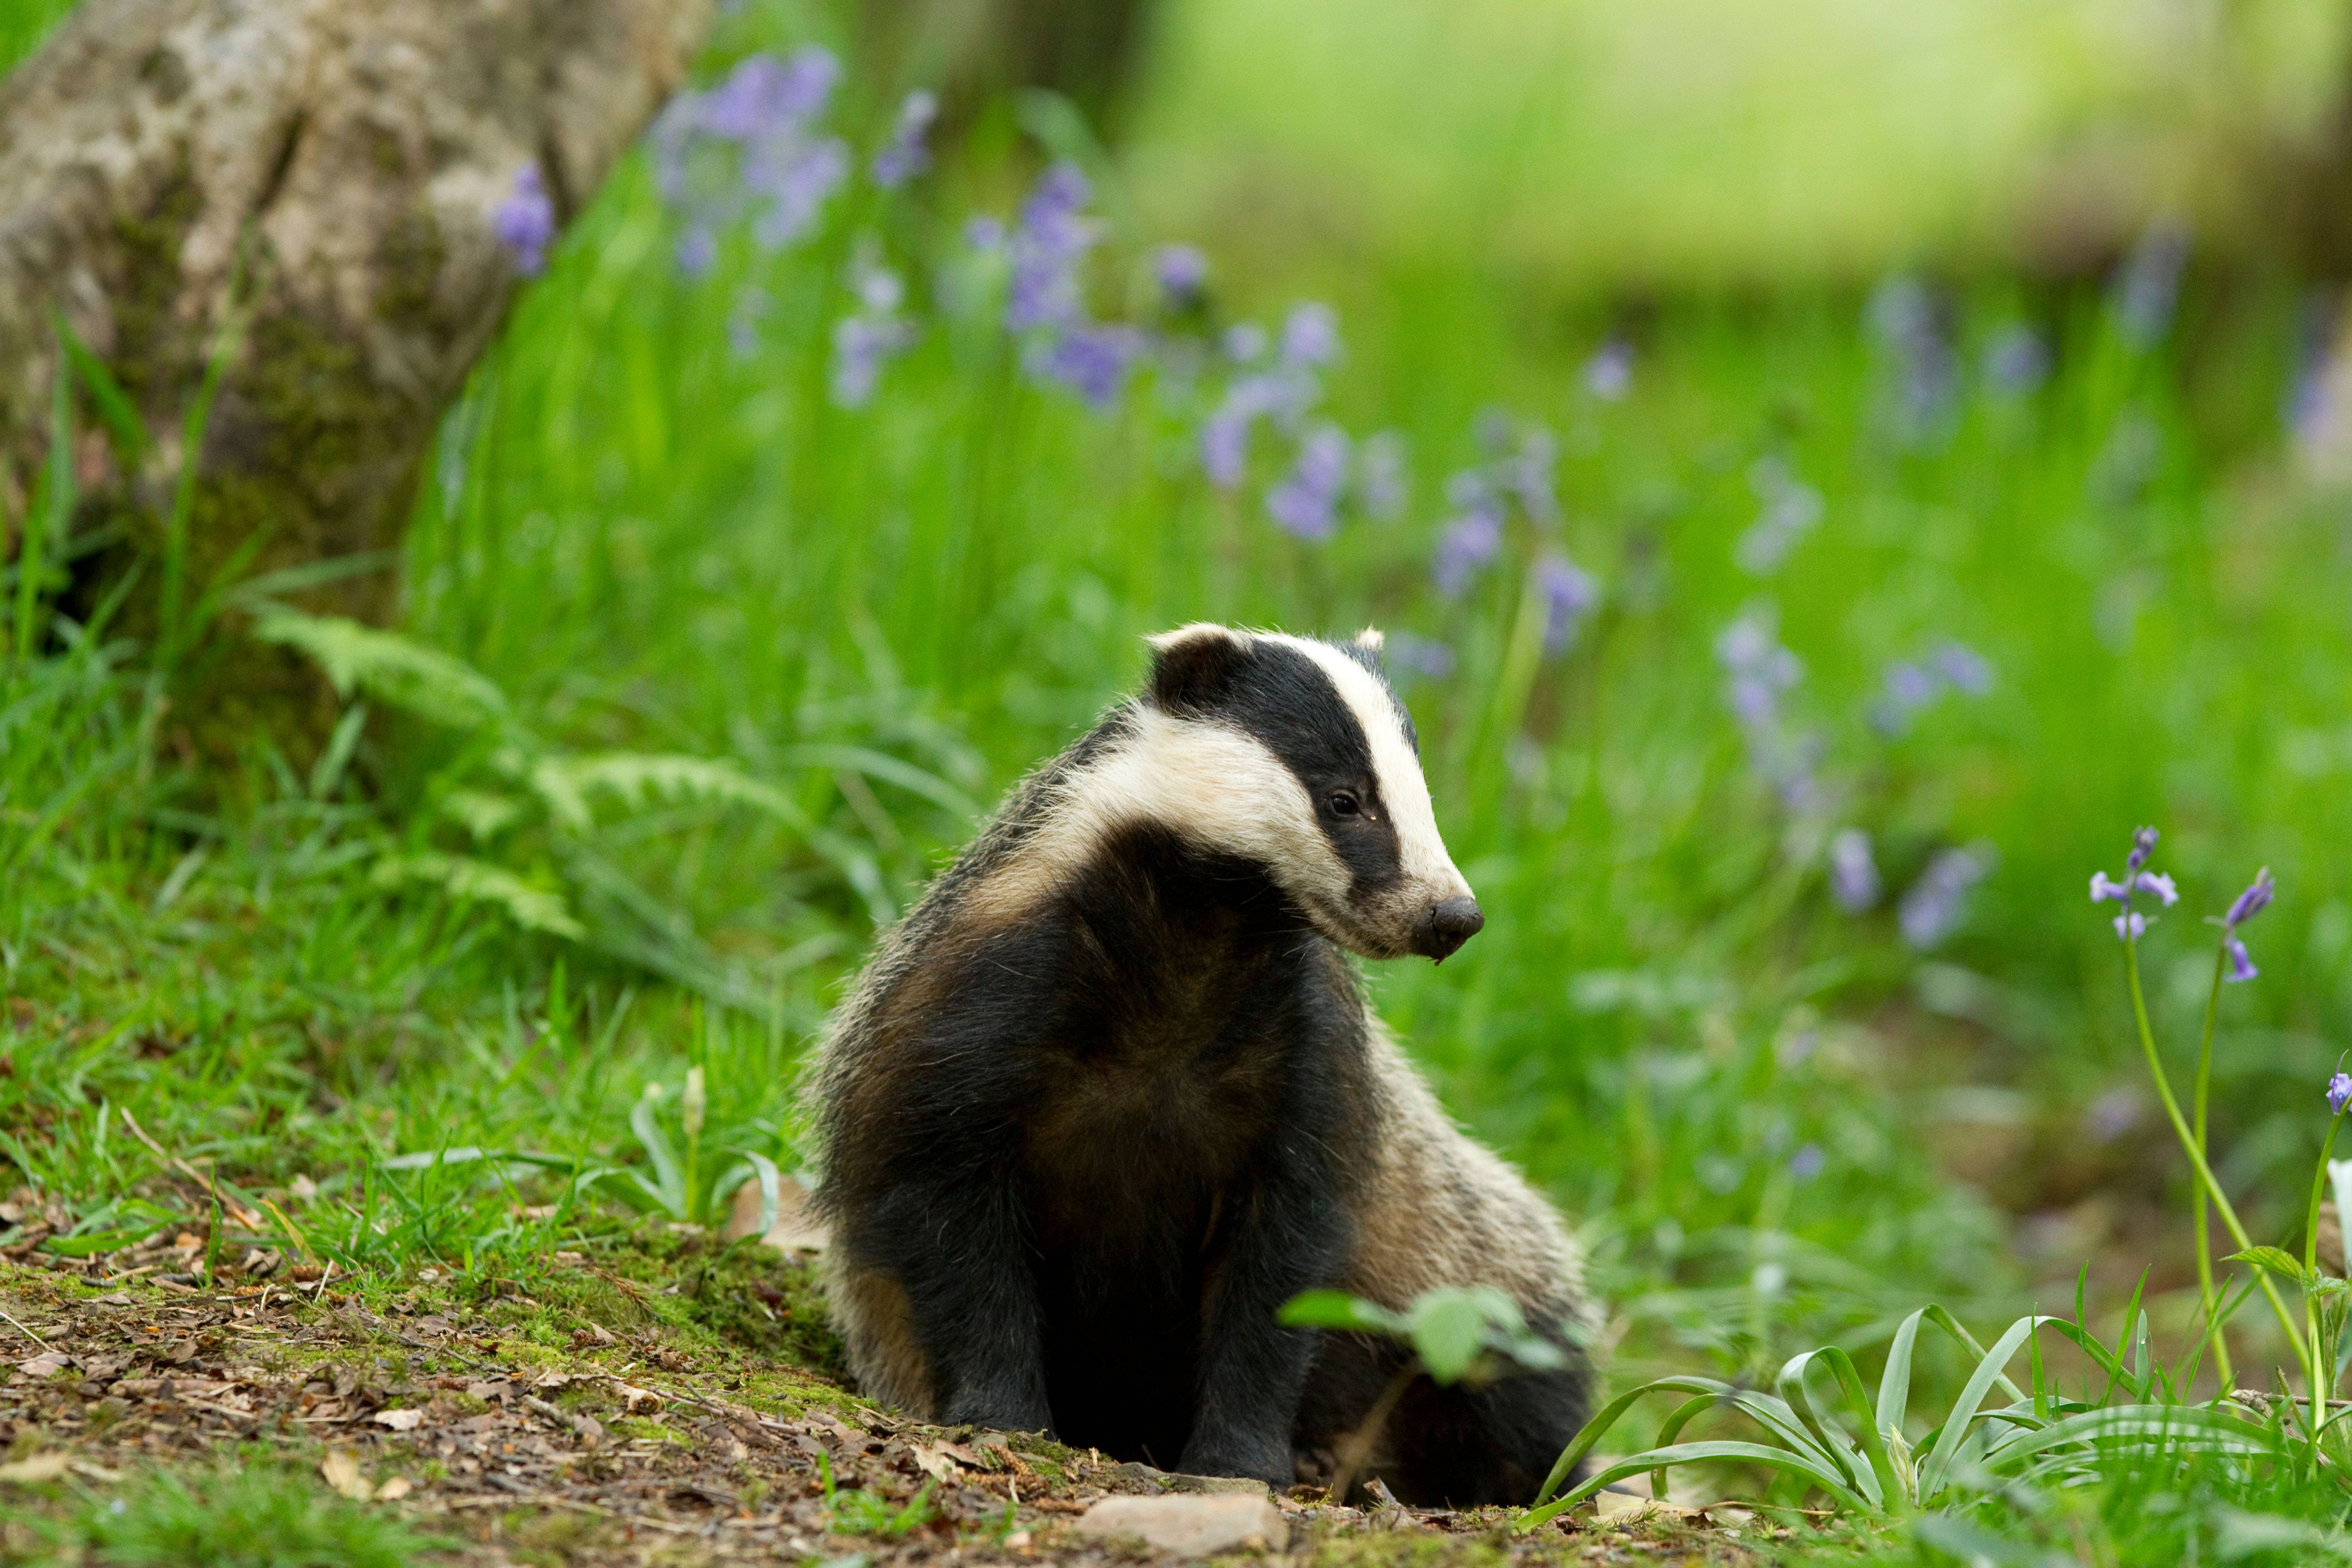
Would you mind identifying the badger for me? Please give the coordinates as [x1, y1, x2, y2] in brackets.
[809, 623, 1591, 1505]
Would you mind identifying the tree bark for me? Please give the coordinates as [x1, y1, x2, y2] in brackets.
[0, 0, 712, 752]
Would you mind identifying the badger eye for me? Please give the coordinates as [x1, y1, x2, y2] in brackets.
[1328, 791, 1361, 817]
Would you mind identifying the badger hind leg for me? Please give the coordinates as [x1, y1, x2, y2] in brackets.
[1294, 1324, 1588, 1508]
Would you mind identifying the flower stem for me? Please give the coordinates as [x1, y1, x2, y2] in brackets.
[2193, 942, 2232, 1388]
[2303, 1111, 2345, 1460]
[2123, 937, 2313, 1390]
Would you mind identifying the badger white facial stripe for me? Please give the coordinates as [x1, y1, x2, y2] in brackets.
[1262, 634, 1472, 903]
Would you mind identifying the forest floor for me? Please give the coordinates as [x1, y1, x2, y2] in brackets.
[0, 1242, 1772, 1567]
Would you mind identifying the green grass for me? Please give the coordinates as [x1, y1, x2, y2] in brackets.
[11, 1460, 444, 1568]
[10, 0, 2352, 1559]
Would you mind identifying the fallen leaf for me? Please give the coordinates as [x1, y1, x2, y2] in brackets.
[912, 1443, 961, 1482]
[371, 1408, 424, 1431]
[571, 1414, 605, 1445]
[289, 1174, 319, 1201]
[614, 1383, 662, 1415]
[320, 1449, 370, 1500]
[13, 1351, 70, 1379]
[0, 1452, 70, 1485]
[374, 1476, 413, 1501]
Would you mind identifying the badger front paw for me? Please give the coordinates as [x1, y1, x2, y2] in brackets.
[1174, 1433, 1293, 1489]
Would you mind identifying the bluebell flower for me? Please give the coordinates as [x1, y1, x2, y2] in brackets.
[2225, 866, 2275, 929]
[1867, 274, 1958, 443]
[1534, 553, 1596, 654]
[1265, 425, 1350, 541]
[1432, 472, 1505, 596]
[1789, 1143, 1826, 1181]
[492, 164, 556, 276]
[2223, 936, 2257, 983]
[869, 88, 937, 188]
[1737, 455, 1824, 574]
[2126, 825, 2158, 873]
[1153, 244, 1208, 308]
[1932, 640, 1994, 696]
[1354, 431, 1408, 520]
[964, 215, 1006, 252]
[1982, 325, 2050, 397]
[728, 286, 770, 359]
[2329, 1071, 2352, 1116]
[1006, 162, 1095, 332]
[1384, 632, 1456, 681]
[1025, 324, 1143, 411]
[647, 47, 848, 272]
[831, 257, 916, 407]
[2112, 220, 2191, 351]
[1716, 609, 1802, 731]
[1510, 428, 1561, 526]
[1222, 322, 1267, 363]
[2113, 910, 2148, 940]
[1583, 339, 1633, 401]
[1829, 828, 1880, 913]
[1280, 304, 1339, 368]
[1901, 845, 1992, 949]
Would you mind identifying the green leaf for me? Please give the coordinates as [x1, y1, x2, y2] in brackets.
[1523, 1440, 1880, 1529]
[2228, 1246, 2316, 1287]
[1276, 1289, 1402, 1334]
[630, 1091, 686, 1217]
[51, 309, 151, 462]
[1407, 1287, 1516, 1384]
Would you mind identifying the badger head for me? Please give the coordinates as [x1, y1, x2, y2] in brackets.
[1122, 622, 1483, 962]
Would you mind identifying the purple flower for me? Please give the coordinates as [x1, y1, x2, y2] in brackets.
[2089, 868, 2175, 906]
[1223, 322, 1267, 363]
[1432, 472, 1505, 596]
[1265, 425, 1351, 541]
[2225, 867, 2275, 929]
[1716, 609, 1802, 730]
[1737, 456, 1824, 575]
[1432, 512, 1503, 597]
[1583, 339, 1633, 401]
[1355, 431, 1407, 520]
[2114, 910, 2149, 941]
[1982, 325, 2050, 397]
[2330, 1071, 2352, 1116]
[2112, 220, 2191, 351]
[965, 215, 1006, 251]
[869, 88, 937, 188]
[2085, 1088, 2139, 1143]
[648, 47, 848, 272]
[492, 164, 556, 276]
[1153, 244, 1208, 307]
[831, 259, 915, 408]
[1789, 1143, 1826, 1181]
[674, 224, 718, 278]
[1900, 845, 1992, 949]
[1932, 641, 1994, 696]
[746, 135, 848, 248]
[1829, 828, 1880, 913]
[2224, 935, 2258, 983]
[1025, 324, 1143, 411]
[2126, 826, 2158, 873]
[1385, 632, 1456, 681]
[1280, 304, 1340, 368]
[1868, 274, 1958, 443]
[1510, 429, 1561, 526]
[1005, 162, 1096, 332]
[1534, 553, 1597, 653]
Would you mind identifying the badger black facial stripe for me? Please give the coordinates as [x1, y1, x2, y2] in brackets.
[1260, 634, 1470, 907]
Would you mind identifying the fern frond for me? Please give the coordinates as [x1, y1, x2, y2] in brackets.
[371, 851, 584, 938]
[254, 610, 508, 729]
[530, 752, 812, 834]
[440, 789, 532, 842]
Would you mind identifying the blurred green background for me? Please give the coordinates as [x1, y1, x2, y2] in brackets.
[13, 0, 2352, 1540]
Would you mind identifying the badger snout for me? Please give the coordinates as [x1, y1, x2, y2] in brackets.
[1413, 896, 1484, 962]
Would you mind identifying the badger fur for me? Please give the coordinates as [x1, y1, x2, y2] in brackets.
[809, 623, 1591, 1505]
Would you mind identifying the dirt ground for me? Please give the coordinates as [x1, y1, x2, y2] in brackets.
[0, 1245, 1781, 1567]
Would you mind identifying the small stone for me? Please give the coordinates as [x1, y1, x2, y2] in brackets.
[1073, 1494, 1289, 1557]
[1164, 1472, 1272, 1497]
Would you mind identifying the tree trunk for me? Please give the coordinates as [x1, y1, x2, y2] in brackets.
[0, 0, 712, 754]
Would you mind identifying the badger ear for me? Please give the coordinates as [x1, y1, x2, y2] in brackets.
[1146, 623, 1251, 712]
[1353, 626, 1385, 653]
